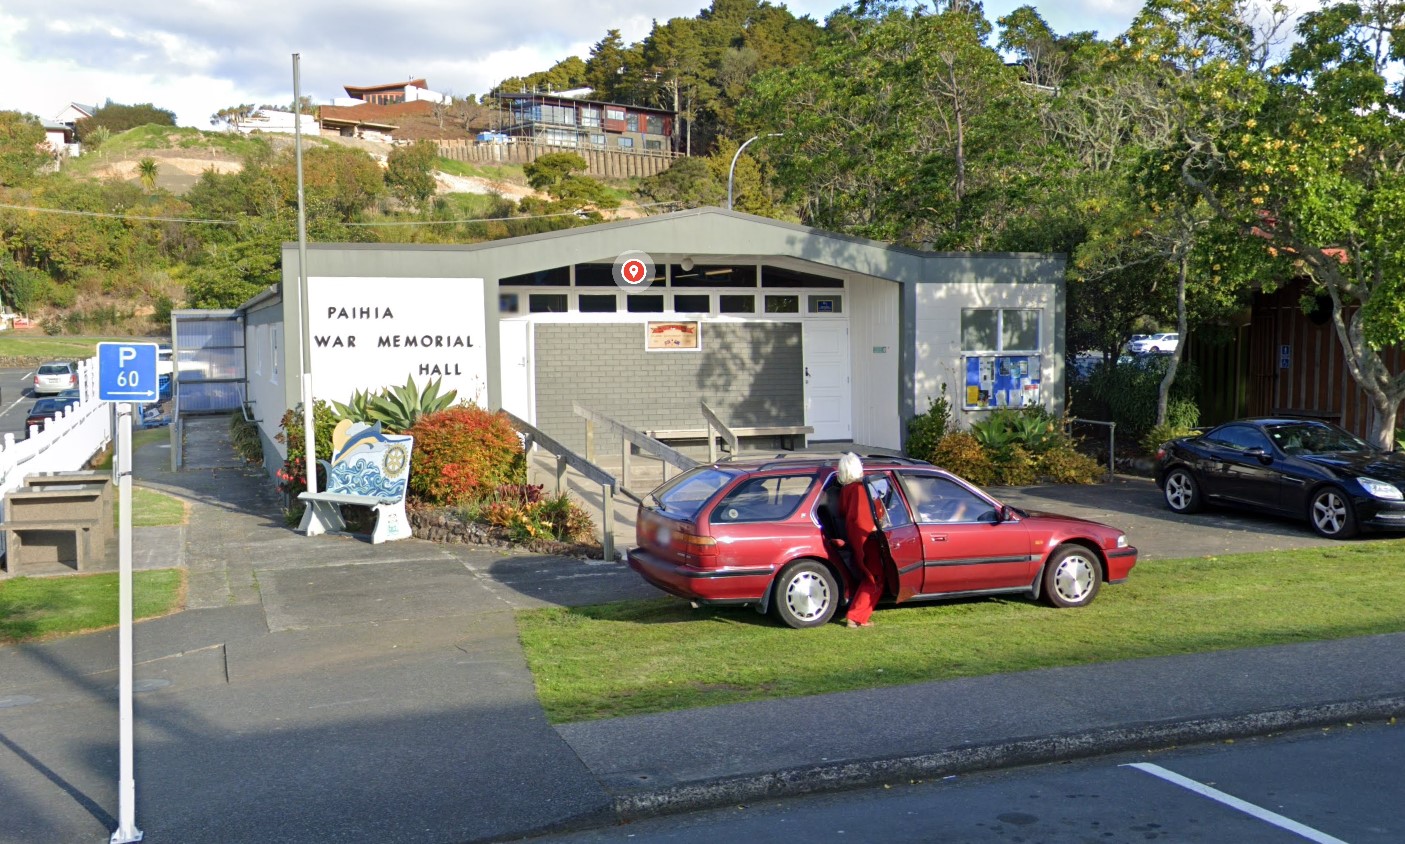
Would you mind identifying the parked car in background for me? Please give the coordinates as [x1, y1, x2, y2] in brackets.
[23, 398, 68, 436]
[1156, 417, 1405, 538]
[628, 455, 1138, 628]
[1128, 332, 1179, 354]
[32, 361, 78, 395]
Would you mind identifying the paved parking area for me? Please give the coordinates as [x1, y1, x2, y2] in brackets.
[995, 475, 1342, 560]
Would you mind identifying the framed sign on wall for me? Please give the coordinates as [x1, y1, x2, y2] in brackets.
[646, 321, 702, 351]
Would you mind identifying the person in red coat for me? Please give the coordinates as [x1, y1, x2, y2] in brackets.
[838, 452, 884, 628]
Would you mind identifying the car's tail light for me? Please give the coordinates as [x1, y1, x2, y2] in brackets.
[1156, 447, 1166, 461]
[68, 374, 77, 386]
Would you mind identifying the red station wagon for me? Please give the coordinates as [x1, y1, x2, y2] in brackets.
[628, 456, 1138, 628]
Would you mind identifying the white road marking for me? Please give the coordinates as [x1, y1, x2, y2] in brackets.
[1124, 762, 1350, 844]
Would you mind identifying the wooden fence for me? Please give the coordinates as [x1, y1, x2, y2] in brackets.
[436, 139, 680, 179]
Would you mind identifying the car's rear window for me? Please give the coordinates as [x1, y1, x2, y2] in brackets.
[38, 364, 70, 375]
[711, 473, 817, 523]
[650, 468, 737, 519]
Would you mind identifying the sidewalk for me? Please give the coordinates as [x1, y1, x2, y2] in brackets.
[2, 420, 1403, 843]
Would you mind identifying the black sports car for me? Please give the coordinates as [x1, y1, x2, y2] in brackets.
[1154, 417, 1405, 539]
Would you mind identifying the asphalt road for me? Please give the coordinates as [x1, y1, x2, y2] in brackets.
[0, 365, 57, 439]
[538, 720, 1403, 842]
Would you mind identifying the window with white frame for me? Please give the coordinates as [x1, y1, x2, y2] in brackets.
[270, 324, 281, 385]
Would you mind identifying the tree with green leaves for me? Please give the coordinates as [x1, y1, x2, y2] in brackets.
[1123, 0, 1405, 444]
[76, 100, 177, 142]
[386, 140, 438, 207]
[0, 111, 50, 187]
[522, 152, 619, 212]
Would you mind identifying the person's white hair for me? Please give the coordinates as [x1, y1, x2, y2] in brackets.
[836, 452, 864, 485]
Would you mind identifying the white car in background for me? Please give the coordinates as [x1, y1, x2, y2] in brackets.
[1129, 332, 1179, 354]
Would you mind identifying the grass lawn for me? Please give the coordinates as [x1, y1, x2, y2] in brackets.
[93, 427, 172, 471]
[0, 334, 129, 361]
[435, 157, 529, 184]
[518, 541, 1405, 724]
[0, 569, 185, 644]
[129, 486, 188, 527]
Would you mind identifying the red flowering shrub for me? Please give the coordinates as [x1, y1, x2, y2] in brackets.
[407, 405, 524, 505]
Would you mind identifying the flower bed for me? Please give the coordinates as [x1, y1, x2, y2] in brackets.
[408, 504, 605, 559]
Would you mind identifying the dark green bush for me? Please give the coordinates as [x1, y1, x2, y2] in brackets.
[906, 386, 952, 462]
[1070, 356, 1200, 446]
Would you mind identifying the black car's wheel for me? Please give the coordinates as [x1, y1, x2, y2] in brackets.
[1043, 545, 1102, 608]
[1309, 487, 1358, 539]
[1163, 467, 1202, 514]
[772, 559, 839, 628]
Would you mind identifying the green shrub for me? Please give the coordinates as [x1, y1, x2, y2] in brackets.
[971, 408, 1064, 458]
[1071, 356, 1200, 445]
[992, 444, 1038, 486]
[229, 412, 263, 465]
[1037, 444, 1103, 484]
[930, 431, 997, 486]
[906, 386, 952, 461]
[484, 483, 595, 543]
[407, 405, 524, 505]
[275, 400, 338, 501]
[1141, 422, 1199, 455]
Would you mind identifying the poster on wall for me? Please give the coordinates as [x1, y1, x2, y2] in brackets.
[964, 355, 1041, 409]
[646, 321, 701, 351]
[306, 276, 489, 408]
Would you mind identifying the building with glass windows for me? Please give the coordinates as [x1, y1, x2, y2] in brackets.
[498, 92, 675, 153]
[236, 207, 1064, 468]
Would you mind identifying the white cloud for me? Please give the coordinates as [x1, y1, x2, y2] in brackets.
[1, 0, 1137, 127]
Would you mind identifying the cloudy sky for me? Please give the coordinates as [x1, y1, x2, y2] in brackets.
[3, 1, 1142, 127]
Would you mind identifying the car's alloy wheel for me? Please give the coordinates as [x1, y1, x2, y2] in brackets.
[1043, 546, 1101, 608]
[1310, 487, 1358, 539]
[1164, 468, 1201, 514]
[772, 559, 838, 629]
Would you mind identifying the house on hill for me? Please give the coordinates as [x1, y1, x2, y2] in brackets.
[498, 92, 676, 154]
[336, 79, 450, 107]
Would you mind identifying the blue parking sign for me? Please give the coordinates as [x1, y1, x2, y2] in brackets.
[98, 342, 159, 403]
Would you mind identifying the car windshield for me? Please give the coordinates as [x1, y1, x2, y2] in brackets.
[649, 467, 736, 519]
[1266, 422, 1373, 455]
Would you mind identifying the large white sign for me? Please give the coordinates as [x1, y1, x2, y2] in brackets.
[306, 276, 489, 408]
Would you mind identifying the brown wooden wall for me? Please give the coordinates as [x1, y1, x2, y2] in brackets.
[1238, 280, 1405, 438]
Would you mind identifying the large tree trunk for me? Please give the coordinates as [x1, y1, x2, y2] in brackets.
[1157, 253, 1189, 427]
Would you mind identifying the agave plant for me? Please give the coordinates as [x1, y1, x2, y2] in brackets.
[331, 387, 379, 423]
[366, 375, 457, 432]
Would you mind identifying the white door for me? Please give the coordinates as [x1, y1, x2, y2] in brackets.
[803, 320, 852, 441]
[499, 320, 534, 422]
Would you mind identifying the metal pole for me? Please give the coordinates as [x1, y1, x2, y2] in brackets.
[727, 133, 782, 211]
[112, 403, 142, 844]
[601, 483, 615, 562]
[293, 53, 317, 494]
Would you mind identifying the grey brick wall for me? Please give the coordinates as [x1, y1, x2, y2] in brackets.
[533, 322, 804, 452]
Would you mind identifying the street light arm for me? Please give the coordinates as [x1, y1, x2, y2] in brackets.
[727, 133, 783, 211]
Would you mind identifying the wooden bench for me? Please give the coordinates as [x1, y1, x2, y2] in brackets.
[298, 420, 414, 544]
[2, 483, 110, 575]
[645, 425, 814, 452]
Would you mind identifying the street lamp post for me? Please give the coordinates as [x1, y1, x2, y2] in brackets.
[727, 133, 783, 211]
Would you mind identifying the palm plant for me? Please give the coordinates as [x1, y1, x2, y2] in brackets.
[137, 158, 158, 191]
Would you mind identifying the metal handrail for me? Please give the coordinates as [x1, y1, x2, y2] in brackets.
[699, 400, 739, 463]
[503, 410, 619, 562]
[1065, 418, 1116, 482]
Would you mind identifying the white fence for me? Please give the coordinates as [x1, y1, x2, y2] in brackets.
[0, 357, 113, 499]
